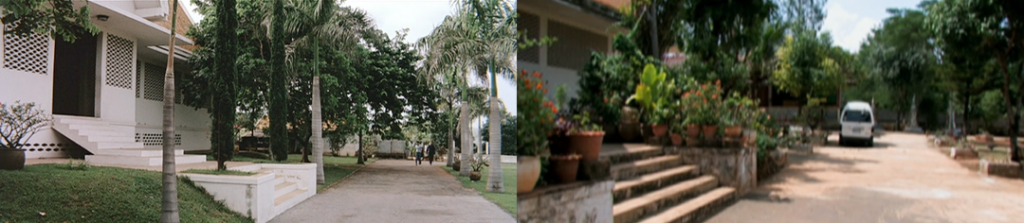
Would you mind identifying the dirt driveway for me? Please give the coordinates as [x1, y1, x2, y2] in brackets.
[269, 159, 514, 223]
[706, 132, 1024, 223]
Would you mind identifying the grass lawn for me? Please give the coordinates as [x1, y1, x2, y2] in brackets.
[0, 164, 251, 223]
[442, 163, 517, 216]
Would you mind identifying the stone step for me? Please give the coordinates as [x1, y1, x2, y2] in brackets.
[601, 144, 663, 165]
[86, 135, 136, 143]
[612, 175, 718, 223]
[274, 181, 298, 198]
[637, 187, 737, 223]
[614, 165, 698, 202]
[274, 188, 307, 206]
[92, 148, 185, 157]
[611, 155, 684, 181]
[85, 154, 206, 166]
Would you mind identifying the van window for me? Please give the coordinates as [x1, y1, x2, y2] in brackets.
[843, 110, 872, 122]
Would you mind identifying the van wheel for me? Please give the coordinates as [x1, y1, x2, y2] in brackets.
[868, 138, 874, 147]
[839, 135, 845, 146]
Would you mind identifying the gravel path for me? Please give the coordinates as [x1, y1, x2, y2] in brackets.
[706, 132, 1024, 223]
[269, 159, 515, 223]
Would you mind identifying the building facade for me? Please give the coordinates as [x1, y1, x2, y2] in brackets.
[0, 0, 209, 164]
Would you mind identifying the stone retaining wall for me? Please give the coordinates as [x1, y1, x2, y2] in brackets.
[665, 147, 757, 196]
[980, 159, 1022, 178]
[517, 180, 614, 223]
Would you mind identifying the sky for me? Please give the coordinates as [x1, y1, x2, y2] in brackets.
[182, 0, 517, 116]
[821, 0, 924, 53]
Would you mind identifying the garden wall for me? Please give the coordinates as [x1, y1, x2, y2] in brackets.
[664, 147, 757, 196]
[517, 180, 614, 223]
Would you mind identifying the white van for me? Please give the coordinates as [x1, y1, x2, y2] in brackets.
[839, 101, 875, 146]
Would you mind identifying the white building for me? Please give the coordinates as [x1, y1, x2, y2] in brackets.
[0, 1, 209, 166]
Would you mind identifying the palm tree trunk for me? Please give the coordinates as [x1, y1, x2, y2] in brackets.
[160, 1, 181, 222]
[446, 101, 455, 167]
[312, 39, 325, 185]
[486, 97, 503, 192]
[460, 98, 471, 176]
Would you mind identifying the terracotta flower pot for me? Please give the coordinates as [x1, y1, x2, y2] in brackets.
[452, 161, 461, 171]
[651, 124, 669, 137]
[0, 149, 26, 170]
[686, 124, 701, 138]
[517, 156, 541, 193]
[670, 133, 684, 146]
[724, 125, 743, 138]
[549, 155, 580, 183]
[470, 171, 482, 181]
[702, 125, 718, 139]
[569, 131, 605, 161]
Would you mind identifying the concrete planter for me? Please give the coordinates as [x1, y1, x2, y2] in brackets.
[182, 163, 316, 223]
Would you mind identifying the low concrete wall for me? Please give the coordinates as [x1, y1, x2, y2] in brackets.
[501, 155, 515, 163]
[665, 147, 757, 197]
[517, 180, 614, 223]
[183, 163, 316, 223]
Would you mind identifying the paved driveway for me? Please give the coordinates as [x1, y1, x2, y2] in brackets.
[706, 132, 1024, 223]
[269, 159, 514, 223]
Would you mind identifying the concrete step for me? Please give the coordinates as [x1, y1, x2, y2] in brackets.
[614, 165, 698, 202]
[92, 148, 184, 157]
[601, 144, 663, 165]
[67, 124, 134, 132]
[274, 182, 298, 198]
[97, 142, 146, 149]
[612, 175, 718, 223]
[86, 135, 136, 143]
[274, 188, 307, 209]
[270, 175, 285, 186]
[85, 154, 206, 166]
[55, 116, 110, 125]
[611, 155, 684, 181]
[637, 187, 737, 223]
[81, 130, 135, 137]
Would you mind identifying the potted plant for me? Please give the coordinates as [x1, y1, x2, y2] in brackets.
[627, 64, 675, 138]
[723, 93, 746, 139]
[453, 155, 461, 171]
[518, 70, 556, 193]
[619, 105, 641, 141]
[469, 154, 488, 181]
[569, 110, 604, 161]
[548, 153, 581, 183]
[669, 121, 684, 146]
[0, 101, 53, 170]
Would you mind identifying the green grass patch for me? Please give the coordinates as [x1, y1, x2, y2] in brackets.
[181, 169, 256, 176]
[0, 164, 251, 223]
[442, 163, 517, 216]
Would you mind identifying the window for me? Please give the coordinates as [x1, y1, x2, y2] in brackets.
[843, 110, 872, 122]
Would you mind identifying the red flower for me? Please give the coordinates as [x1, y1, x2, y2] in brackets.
[533, 71, 542, 78]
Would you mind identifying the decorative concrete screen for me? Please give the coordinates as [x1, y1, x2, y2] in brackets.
[105, 34, 134, 89]
[135, 133, 181, 146]
[143, 63, 164, 101]
[136, 60, 142, 98]
[2, 23, 49, 75]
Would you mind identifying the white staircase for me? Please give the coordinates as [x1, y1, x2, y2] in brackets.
[270, 173, 310, 217]
[51, 115, 206, 166]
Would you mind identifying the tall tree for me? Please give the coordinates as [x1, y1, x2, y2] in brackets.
[772, 31, 845, 106]
[161, 1, 182, 221]
[269, 0, 290, 161]
[862, 8, 935, 130]
[927, 0, 1024, 162]
[210, 0, 240, 171]
[0, 0, 98, 42]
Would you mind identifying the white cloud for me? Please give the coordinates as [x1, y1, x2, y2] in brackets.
[822, 2, 879, 52]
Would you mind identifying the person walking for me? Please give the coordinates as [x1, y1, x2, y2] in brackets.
[426, 142, 437, 165]
[415, 141, 424, 165]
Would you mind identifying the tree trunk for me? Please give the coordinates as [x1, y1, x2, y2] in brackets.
[268, 0, 289, 162]
[160, 1, 181, 222]
[311, 40, 325, 184]
[963, 92, 971, 136]
[446, 101, 455, 167]
[357, 131, 364, 165]
[486, 97, 503, 192]
[997, 57, 1020, 162]
[460, 100, 471, 176]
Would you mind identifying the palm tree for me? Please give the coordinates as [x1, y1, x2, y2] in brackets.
[454, 0, 516, 192]
[282, 0, 373, 184]
[161, 1, 182, 222]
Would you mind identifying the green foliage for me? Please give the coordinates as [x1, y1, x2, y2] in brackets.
[0, 0, 99, 43]
[977, 90, 1006, 130]
[577, 34, 661, 125]
[269, 0, 290, 161]
[628, 64, 675, 124]
[772, 31, 844, 100]
[619, 0, 776, 59]
[571, 111, 602, 133]
[517, 71, 555, 156]
[0, 101, 53, 150]
[210, 0, 240, 169]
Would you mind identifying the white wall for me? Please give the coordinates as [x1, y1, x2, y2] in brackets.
[519, 61, 582, 102]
